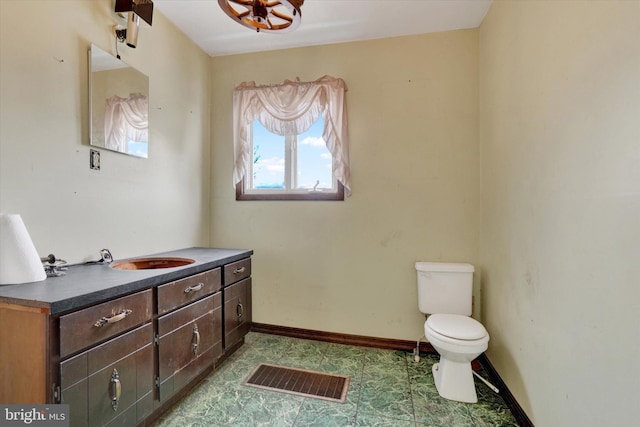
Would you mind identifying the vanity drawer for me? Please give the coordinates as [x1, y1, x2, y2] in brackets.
[59, 289, 152, 358]
[157, 268, 221, 314]
[223, 258, 251, 287]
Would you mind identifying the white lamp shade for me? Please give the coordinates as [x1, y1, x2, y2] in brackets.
[0, 214, 46, 285]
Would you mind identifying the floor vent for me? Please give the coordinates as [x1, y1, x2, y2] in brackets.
[243, 363, 350, 403]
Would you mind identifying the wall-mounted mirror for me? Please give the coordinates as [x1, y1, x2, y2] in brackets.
[89, 44, 149, 158]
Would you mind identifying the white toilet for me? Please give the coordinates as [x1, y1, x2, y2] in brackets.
[415, 262, 491, 403]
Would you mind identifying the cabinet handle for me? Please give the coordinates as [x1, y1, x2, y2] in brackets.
[233, 267, 245, 274]
[192, 324, 200, 355]
[184, 282, 204, 294]
[110, 369, 121, 412]
[237, 303, 244, 319]
[94, 309, 132, 328]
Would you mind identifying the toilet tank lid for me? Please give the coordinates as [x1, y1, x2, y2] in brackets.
[415, 262, 474, 273]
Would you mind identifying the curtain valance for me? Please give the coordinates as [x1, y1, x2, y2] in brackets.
[104, 93, 148, 152]
[232, 75, 350, 195]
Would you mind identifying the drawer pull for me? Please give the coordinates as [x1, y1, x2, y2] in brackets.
[94, 309, 132, 327]
[192, 324, 200, 354]
[233, 267, 246, 274]
[110, 369, 121, 411]
[237, 303, 244, 319]
[184, 282, 204, 294]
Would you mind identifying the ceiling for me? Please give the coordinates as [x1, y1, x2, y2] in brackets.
[153, 0, 493, 57]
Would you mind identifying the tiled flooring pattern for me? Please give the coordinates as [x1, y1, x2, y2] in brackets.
[152, 332, 518, 426]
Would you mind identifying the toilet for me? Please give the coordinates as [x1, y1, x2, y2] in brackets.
[415, 262, 491, 403]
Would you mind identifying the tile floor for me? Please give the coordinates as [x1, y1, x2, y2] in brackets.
[152, 332, 519, 426]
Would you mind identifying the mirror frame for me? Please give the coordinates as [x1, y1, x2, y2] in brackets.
[89, 44, 149, 158]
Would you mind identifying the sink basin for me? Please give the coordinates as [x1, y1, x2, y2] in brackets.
[111, 257, 195, 270]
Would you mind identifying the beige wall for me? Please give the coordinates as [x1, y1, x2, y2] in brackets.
[0, 0, 211, 262]
[479, 1, 640, 425]
[4, 1, 637, 424]
[210, 31, 480, 340]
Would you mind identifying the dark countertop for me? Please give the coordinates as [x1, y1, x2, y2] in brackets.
[0, 247, 252, 315]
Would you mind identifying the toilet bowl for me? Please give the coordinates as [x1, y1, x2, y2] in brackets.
[424, 313, 489, 403]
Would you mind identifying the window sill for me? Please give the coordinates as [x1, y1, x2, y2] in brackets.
[236, 182, 345, 201]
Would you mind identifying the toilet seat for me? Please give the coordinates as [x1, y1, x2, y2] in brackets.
[426, 313, 487, 341]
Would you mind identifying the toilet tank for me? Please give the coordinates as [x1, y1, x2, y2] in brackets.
[415, 262, 474, 315]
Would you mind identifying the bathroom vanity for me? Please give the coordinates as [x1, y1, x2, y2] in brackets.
[0, 247, 252, 426]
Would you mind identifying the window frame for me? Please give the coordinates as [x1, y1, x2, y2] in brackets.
[232, 76, 350, 200]
[236, 181, 345, 201]
[237, 120, 344, 201]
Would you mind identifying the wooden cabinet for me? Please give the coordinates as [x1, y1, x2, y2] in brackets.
[59, 289, 153, 358]
[223, 257, 251, 287]
[0, 249, 252, 427]
[156, 267, 223, 403]
[58, 289, 155, 427]
[157, 293, 223, 401]
[223, 258, 252, 351]
[224, 279, 251, 349]
[60, 324, 154, 426]
[157, 269, 221, 315]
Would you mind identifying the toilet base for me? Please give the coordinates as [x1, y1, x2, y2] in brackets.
[432, 358, 478, 403]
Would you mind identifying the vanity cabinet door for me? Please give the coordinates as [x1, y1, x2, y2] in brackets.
[224, 277, 252, 350]
[60, 353, 88, 427]
[60, 323, 154, 427]
[157, 293, 222, 401]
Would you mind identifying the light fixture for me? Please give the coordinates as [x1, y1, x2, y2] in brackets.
[218, 0, 304, 33]
[114, 0, 154, 48]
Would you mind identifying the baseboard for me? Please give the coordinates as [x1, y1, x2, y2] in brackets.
[251, 322, 533, 427]
[478, 354, 534, 427]
[251, 322, 436, 354]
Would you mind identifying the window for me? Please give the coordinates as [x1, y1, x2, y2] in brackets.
[239, 117, 343, 200]
[232, 76, 350, 201]
[104, 94, 148, 158]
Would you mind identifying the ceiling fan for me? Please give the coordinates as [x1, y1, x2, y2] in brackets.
[217, 0, 304, 33]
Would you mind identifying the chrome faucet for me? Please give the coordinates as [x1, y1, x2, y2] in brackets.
[100, 249, 114, 264]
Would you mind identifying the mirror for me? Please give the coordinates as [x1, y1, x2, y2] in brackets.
[89, 44, 149, 158]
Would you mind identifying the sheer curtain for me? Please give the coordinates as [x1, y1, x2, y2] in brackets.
[232, 75, 351, 195]
[104, 93, 148, 152]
